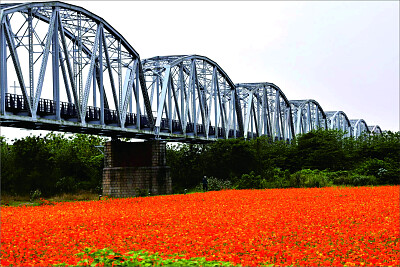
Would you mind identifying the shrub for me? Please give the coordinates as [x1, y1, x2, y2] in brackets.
[289, 169, 331, 188]
[349, 174, 378, 186]
[234, 172, 263, 189]
[135, 188, 150, 197]
[194, 177, 232, 192]
[355, 158, 400, 185]
[207, 177, 233, 191]
[30, 189, 42, 202]
[330, 171, 352, 186]
[55, 176, 77, 194]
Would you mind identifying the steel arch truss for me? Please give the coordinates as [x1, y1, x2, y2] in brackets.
[368, 125, 382, 135]
[142, 55, 244, 141]
[0, 1, 386, 142]
[350, 119, 369, 138]
[0, 2, 154, 137]
[290, 99, 327, 136]
[325, 111, 352, 137]
[235, 82, 294, 141]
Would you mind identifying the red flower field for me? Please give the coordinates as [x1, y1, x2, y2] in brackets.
[1, 186, 399, 266]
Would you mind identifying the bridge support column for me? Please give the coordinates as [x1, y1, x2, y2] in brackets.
[102, 140, 172, 198]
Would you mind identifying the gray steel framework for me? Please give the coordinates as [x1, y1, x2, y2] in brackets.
[235, 82, 294, 141]
[368, 125, 382, 135]
[350, 119, 370, 138]
[325, 111, 352, 137]
[141, 55, 244, 141]
[0, 1, 155, 139]
[290, 100, 327, 135]
[0, 1, 382, 142]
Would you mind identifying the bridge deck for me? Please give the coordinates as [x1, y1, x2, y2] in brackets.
[1, 93, 244, 143]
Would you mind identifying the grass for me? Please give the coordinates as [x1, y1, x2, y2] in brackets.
[0, 191, 100, 207]
[49, 192, 100, 202]
[0, 193, 31, 206]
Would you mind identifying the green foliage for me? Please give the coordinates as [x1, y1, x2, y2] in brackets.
[295, 129, 347, 171]
[354, 158, 400, 185]
[2, 129, 399, 196]
[349, 174, 377, 186]
[232, 169, 291, 190]
[166, 129, 400, 191]
[195, 176, 233, 191]
[234, 171, 266, 189]
[57, 247, 234, 266]
[167, 143, 207, 192]
[208, 177, 233, 191]
[1, 133, 105, 197]
[30, 189, 42, 202]
[55, 176, 78, 194]
[328, 171, 352, 186]
[289, 169, 331, 188]
[204, 138, 257, 180]
[234, 172, 262, 189]
[135, 188, 150, 197]
[249, 136, 297, 173]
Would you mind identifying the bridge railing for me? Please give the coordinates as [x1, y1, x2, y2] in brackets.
[4, 92, 245, 138]
[5, 94, 29, 113]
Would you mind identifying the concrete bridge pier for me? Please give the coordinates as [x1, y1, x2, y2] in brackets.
[102, 140, 172, 198]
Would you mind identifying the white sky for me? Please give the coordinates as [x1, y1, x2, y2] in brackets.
[1, 0, 399, 140]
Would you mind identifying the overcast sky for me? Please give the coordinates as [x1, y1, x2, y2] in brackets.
[1, 0, 399, 139]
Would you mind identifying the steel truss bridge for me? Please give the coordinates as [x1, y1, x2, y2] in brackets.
[0, 1, 383, 143]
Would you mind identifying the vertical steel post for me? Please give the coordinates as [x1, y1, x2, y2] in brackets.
[129, 86, 132, 114]
[274, 91, 280, 139]
[78, 13, 83, 106]
[99, 26, 104, 125]
[28, 8, 34, 106]
[233, 90, 236, 138]
[191, 60, 197, 136]
[250, 106, 254, 139]
[118, 41, 122, 111]
[0, 22, 6, 115]
[179, 65, 185, 131]
[93, 69, 96, 107]
[213, 68, 218, 137]
[135, 65, 140, 128]
[52, 8, 60, 119]
[168, 75, 172, 132]
[307, 102, 311, 132]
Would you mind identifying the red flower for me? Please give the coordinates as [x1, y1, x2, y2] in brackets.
[1, 186, 399, 266]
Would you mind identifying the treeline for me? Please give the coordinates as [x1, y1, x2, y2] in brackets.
[1, 129, 399, 197]
[168, 129, 400, 192]
[1, 133, 105, 197]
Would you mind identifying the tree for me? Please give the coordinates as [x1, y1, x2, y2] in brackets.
[294, 129, 346, 171]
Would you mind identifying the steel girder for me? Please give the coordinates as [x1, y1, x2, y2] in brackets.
[350, 119, 369, 138]
[141, 55, 244, 141]
[368, 125, 382, 135]
[235, 82, 294, 142]
[290, 99, 327, 136]
[325, 111, 352, 137]
[0, 1, 155, 138]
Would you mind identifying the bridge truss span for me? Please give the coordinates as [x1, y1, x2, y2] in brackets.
[350, 119, 370, 138]
[0, 1, 154, 138]
[142, 55, 244, 141]
[368, 125, 382, 135]
[290, 99, 327, 136]
[235, 82, 294, 142]
[325, 111, 352, 137]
